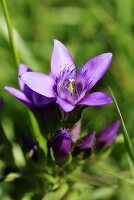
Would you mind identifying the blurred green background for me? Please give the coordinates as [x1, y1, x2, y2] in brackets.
[0, 0, 134, 199]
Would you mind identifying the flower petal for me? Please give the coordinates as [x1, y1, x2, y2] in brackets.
[78, 92, 113, 106]
[18, 64, 32, 91]
[4, 86, 33, 108]
[51, 39, 75, 77]
[77, 131, 95, 150]
[18, 64, 33, 100]
[32, 92, 54, 107]
[56, 97, 75, 112]
[70, 120, 81, 142]
[79, 53, 112, 91]
[20, 72, 56, 98]
[73, 131, 95, 158]
[97, 120, 120, 148]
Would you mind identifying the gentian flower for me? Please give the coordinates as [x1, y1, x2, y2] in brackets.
[5, 64, 53, 109]
[73, 131, 95, 158]
[49, 129, 72, 163]
[96, 120, 120, 151]
[20, 40, 113, 112]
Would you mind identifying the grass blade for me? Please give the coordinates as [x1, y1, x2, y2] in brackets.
[1, 0, 20, 66]
[109, 87, 134, 164]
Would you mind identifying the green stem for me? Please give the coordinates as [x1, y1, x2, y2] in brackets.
[1, 0, 20, 66]
[109, 87, 134, 164]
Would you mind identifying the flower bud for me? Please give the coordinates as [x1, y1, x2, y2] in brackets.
[49, 129, 72, 163]
[97, 120, 120, 151]
[73, 131, 95, 158]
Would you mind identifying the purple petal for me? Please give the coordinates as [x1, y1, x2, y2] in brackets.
[18, 64, 33, 100]
[70, 120, 81, 142]
[56, 97, 74, 112]
[20, 72, 56, 98]
[78, 92, 113, 106]
[97, 120, 120, 146]
[79, 53, 112, 91]
[51, 39, 75, 77]
[77, 131, 95, 150]
[4, 86, 33, 108]
[73, 131, 95, 158]
[18, 64, 32, 91]
[32, 92, 54, 107]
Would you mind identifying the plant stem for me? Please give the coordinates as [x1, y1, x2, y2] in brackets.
[1, 0, 20, 66]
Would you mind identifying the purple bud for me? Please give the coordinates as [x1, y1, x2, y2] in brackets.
[22, 134, 37, 159]
[49, 129, 72, 163]
[97, 120, 120, 151]
[73, 131, 95, 158]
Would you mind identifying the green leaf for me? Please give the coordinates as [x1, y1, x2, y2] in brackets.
[106, 171, 134, 185]
[4, 173, 21, 182]
[70, 172, 115, 187]
[42, 184, 69, 200]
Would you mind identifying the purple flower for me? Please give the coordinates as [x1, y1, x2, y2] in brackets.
[49, 129, 72, 163]
[96, 120, 120, 151]
[73, 131, 95, 158]
[20, 40, 113, 112]
[5, 64, 53, 109]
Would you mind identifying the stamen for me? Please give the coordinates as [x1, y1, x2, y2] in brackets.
[68, 79, 75, 95]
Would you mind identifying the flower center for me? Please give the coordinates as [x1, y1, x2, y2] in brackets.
[57, 77, 84, 104]
[56, 68, 86, 104]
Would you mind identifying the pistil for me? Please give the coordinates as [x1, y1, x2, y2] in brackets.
[68, 78, 75, 96]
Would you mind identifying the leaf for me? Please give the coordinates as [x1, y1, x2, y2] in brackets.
[70, 172, 115, 187]
[92, 187, 115, 200]
[4, 173, 21, 182]
[106, 171, 134, 185]
[42, 184, 69, 200]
